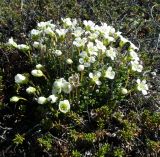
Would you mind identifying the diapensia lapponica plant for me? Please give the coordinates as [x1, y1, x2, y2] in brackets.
[8, 18, 149, 114]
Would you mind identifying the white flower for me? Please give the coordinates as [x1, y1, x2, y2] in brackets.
[55, 29, 68, 36]
[77, 65, 84, 71]
[73, 37, 87, 48]
[95, 39, 106, 52]
[66, 58, 73, 64]
[8, 37, 18, 48]
[130, 50, 139, 61]
[26, 86, 36, 94]
[131, 60, 143, 72]
[104, 67, 115, 79]
[37, 21, 48, 29]
[137, 79, 149, 95]
[54, 50, 62, 56]
[52, 78, 66, 94]
[121, 88, 128, 94]
[89, 71, 102, 85]
[114, 31, 122, 38]
[59, 100, 70, 113]
[31, 69, 43, 77]
[17, 44, 30, 51]
[72, 27, 85, 37]
[15, 74, 26, 84]
[79, 51, 95, 67]
[88, 31, 99, 40]
[87, 42, 98, 56]
[106, 47, 117, 60]
[104, 34, 115, 42]
[48, 95, 58, 103]
[62, 17, 72, 26]
[62, 17, 77, 28]
[151, 71, 156, 76]
[98, 23, 115, 36]
[44, 27, 55, 36]
[62, 82, 72, 94]
[30, 29, 41, 36]
[83, 20, 95, 30]
[119, 35, 129, 43]
[129, 42, 139, 50]
[37, 96, 47, 104]
[36, 64, 43, 69]
[37, 20, 55, 30]
[33, 41, 41, 48]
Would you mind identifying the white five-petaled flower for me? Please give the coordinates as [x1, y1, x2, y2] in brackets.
[104, 67, 115, 79]
[119, 35, 129, 43]
[73, 37, 87, 48]
[72, 27, 85, 37]
[129, 50, 139, 61]
[37, 96, 47, 104]
[26, 86, 36, 94]
[83, 20, 95, 30]
[95, 39, 106, 52]
[52, 78, 66, 94]
[89, 71, 102, 85]
[62, 82, 72, 94]
[59, 100, 70, 113]
[131, 60, 143, 72]
[79, 51, 95, 67]
[47, 95, 58, 104]
[31, 69, 44, 77]
[30, 29, 41, 37]
[88, 31, 99, 40]
[15, 74, 26, 84]
[87, 42, 98, 56]
[62, 17, 72, 26]
[136, 79, 148, 95]
[106, 47, 117, 60]
[52, 78, 72, 94]
[129, 42, 139, 50]
[104, 34, 115, 42]
[55, 28, 68, 36]
[62, 18, 77, 28]
[37, 20, 55, 30]
[44, 27, 55, 36]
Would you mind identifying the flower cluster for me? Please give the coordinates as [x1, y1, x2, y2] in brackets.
[9, 18, 149, 114]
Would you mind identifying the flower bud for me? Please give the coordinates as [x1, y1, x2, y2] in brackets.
[54, 50, 62, 56]
[10, 96, 26, 102]
[66, 58, 73, 64]
[26, 86, 36, 94]
[36, 64, 43, 69]
[121, 88, 128, 95]
[10, 96, 20, 102]
[77, 65, 84, 71]
[15, 74, 26, 84]
[37, 96, 47, 104]
[31, 69, 43, 77]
